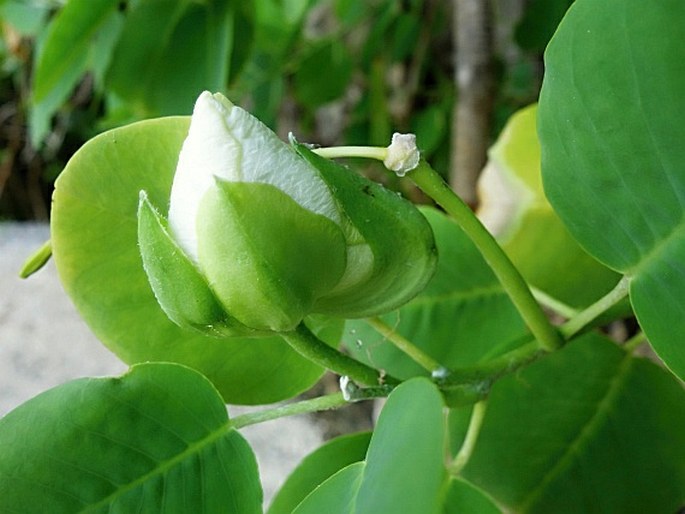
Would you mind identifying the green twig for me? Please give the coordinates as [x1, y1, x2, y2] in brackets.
[230, 393, 348, 430]
[407, 161, 563, 352]
[449, 400, 488, 475]
[366, 317, 442, 373]
[530, 286, 578, 319]
[560, 276, 630, 339]
[440, 340, 544, 389]
[283, 323, 399, 386]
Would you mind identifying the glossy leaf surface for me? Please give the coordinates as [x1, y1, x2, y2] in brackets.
[0, 363, 262, 513]
[51, 116, 340, 404]
[538, 0, 685, 378]
[454, 334, 685, 513]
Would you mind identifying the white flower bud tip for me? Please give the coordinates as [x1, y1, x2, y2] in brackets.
[384, 132, 420, 176]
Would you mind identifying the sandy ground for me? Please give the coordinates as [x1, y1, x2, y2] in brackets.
[0, 222, 323, 504]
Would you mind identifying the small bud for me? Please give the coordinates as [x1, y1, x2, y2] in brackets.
[383, 132, 420, 176]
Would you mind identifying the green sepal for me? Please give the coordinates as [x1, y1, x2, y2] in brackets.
[197, 180, 347, 332]
[294, 143, 438, 318]
[137, 190, 258, 337]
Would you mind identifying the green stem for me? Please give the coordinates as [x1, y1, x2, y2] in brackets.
[366, 317, 442, 373]
[408, 160, 563, 352]
[440, 340, 544, 388]
[449, 400, 488, 475]
[560, 276, 630, 339]
[283, 323, 399, 386]
[530, 286, 578, 319]
[230, 393, 348, 430]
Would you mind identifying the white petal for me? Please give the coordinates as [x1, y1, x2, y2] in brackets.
[169, 91, 241, 262]
[168, 91, 340, 263]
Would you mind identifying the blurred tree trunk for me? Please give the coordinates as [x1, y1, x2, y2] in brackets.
[450, 0, 495, 207]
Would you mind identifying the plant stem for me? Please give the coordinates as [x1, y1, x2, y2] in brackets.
[440, 340, 544, 388]
[230, 393, 348, 430]
[560, 276, 630, 339]
[408, 160, 563, 352]
[449, 400, 488, 475]
[530, 286, 578, 319]
[366, 317, 442, 373]
[283, 323, 399, 386]
[313, 146, 387, 161]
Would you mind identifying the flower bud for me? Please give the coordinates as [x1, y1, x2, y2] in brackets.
[138, 92, 437, 334]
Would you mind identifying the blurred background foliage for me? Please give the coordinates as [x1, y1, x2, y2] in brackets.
[0, 0, 571, 220]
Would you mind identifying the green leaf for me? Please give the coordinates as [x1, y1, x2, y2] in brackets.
[479, 104, 619, 308]
[443, 479, 502, 514]
[293, 463, 365, 514]
[0, 363, 262, 513]
[344, 207, 528, 380]
[269, 432, 371, 514]
[51, 116, 341, 404]
[354, 377, 447, 514]
[107, 0, 231, 116]
[30, 0, 120, 146]
[538, 0, 685, 379]
[32, 0, 119, 102]
[293, 378, 446, 514]
[454, 334, 685, 513]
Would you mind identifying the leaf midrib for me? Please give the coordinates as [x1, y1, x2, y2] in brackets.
[79, 421, 231, 512]
[516, 352, 634, 513]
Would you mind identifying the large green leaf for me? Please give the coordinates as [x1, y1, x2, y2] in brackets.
[106, 0, 231, 116]
[479, 105, 619, 308]
[292, 378, 446, 514]
[0, 363, 262, 513]
[538, 0, 685, 378]
[269, 432, 371, 514]
[454, 334, 685, 513]
[51, 116, 340, 404]
[344, 207, 528, 379]
[354, 377, 446, 514]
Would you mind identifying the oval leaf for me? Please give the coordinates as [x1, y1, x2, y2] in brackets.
[454, 334, 685, 513]
[538, 0, 685, 379]
[355, 377, 447, 514]
[0, 363, 262, 513]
